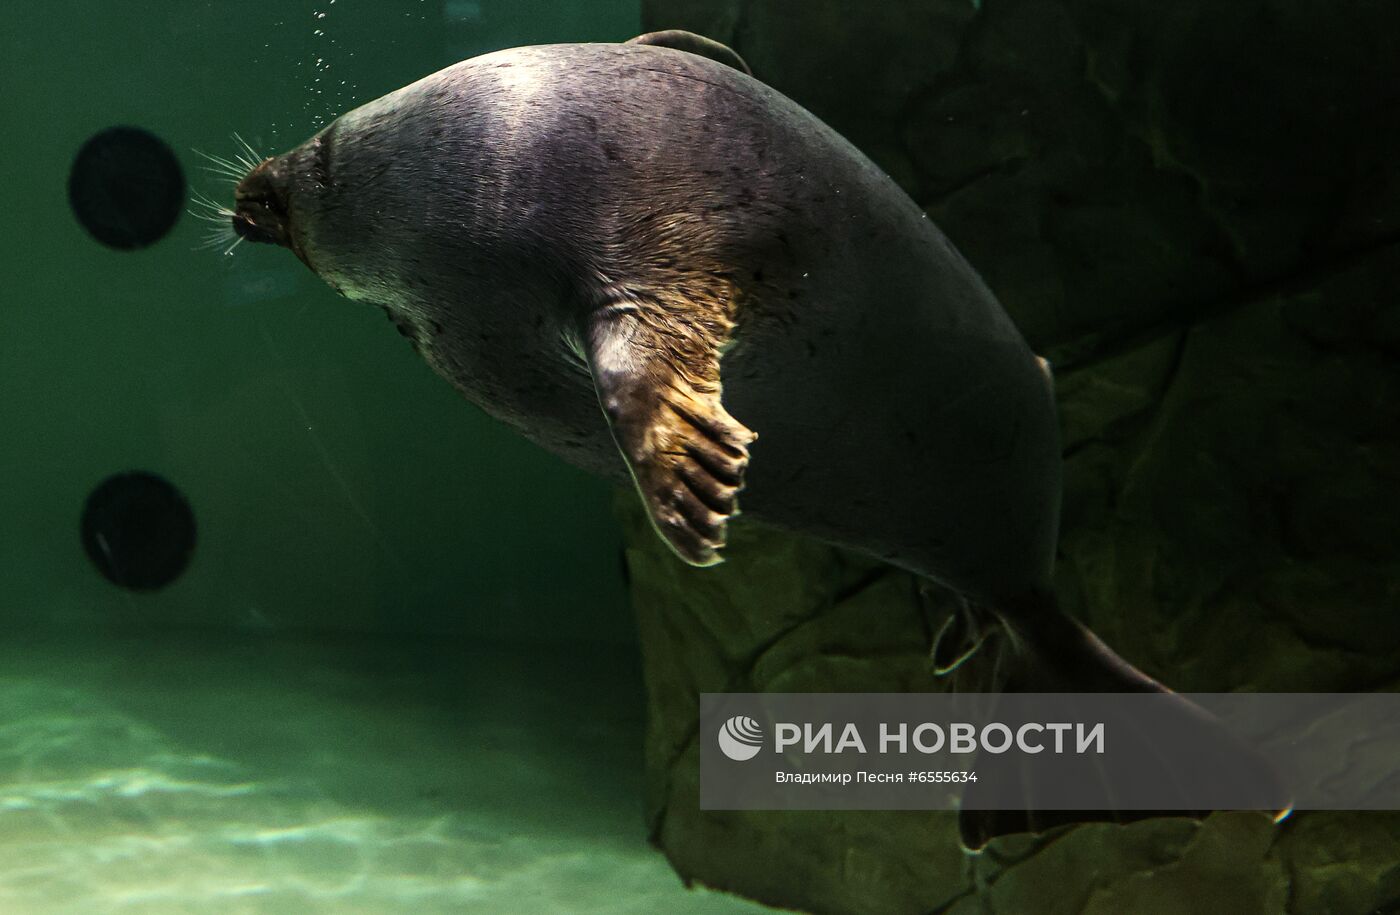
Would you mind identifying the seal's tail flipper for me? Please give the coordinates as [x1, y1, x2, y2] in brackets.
[955, 590, 1292, 851]
[627, 30, 753, 76]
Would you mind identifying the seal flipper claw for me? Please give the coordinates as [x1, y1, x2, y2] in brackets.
[929, 598, 993, 676]
[586, 298, 755, 567]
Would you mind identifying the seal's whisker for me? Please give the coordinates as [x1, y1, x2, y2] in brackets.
[196, 155, 242, 172]
[233, 132, 266, 167]
[188, 193, 222, 213]
[243, 133, 266, 161]
[204, 148, 245, 169]
[200, 171, 242, 186]
[194, 148, 252, 177]
[187, 208, 234, 225]
[189, 187, 230, 208]
[222, 235, 246, 257]
[199, 222, 235, 241]
[190, 197, 227, 213]
[193, 149, 242, 171]
[195, 225, 237, 252]
[192, 217, 236, 248]
[194, 151, 244, 172]
[230, 143, 261, 173]
[188, 191, 236, 219]
[198, 163, 245, 182]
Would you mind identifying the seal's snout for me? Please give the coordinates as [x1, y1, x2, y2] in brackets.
[231, 161, 292, 249]
[231, 209, 282, 245]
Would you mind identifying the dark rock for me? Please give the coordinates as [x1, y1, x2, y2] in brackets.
[634, 0, 1400, 911]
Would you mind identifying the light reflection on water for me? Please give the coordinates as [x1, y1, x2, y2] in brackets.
[0, 636, 766, 915]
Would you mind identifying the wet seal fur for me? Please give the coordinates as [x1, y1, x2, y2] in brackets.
[228, 31, 1289, 847]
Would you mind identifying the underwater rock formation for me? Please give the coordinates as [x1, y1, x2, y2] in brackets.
[627, 0, 1400, 912]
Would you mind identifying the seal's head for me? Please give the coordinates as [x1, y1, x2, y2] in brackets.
[225, 127, 376, 294]
[231, 159, 295, 252]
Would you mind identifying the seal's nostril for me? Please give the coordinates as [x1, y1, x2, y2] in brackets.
[231, 210, 286, 247]
[231, 214, 254, 240]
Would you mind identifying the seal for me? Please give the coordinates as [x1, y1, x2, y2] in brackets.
[226, 31, 1287, 845]
[230, 34, 1057, 592]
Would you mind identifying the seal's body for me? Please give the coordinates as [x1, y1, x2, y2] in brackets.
[228, 35, 1288, 846]
[245, 41, 1057, 604]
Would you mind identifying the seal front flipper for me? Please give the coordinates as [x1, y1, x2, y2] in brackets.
[626, 30, 753, 77]
[585, 297, 756, 567]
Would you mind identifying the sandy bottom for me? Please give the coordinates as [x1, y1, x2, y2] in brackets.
[0, 630, 769, 914]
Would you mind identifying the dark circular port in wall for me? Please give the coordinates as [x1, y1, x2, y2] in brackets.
[81, 472, 197, 591]
[69, 127, 185, 250]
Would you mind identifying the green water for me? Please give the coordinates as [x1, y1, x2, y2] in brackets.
[0, 1, 770, 912]
[2, 0, 635, 639]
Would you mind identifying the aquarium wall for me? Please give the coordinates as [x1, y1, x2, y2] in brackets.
[1, 0, 641, 643]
